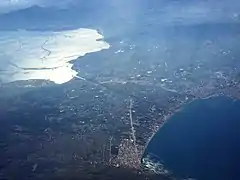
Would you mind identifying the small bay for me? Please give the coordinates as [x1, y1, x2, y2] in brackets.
[144, 97, 240, 180]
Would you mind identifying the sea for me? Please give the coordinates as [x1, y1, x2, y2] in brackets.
[143, 96, 240, 180]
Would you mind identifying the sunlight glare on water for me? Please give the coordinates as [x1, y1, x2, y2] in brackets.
[0, 28, 110, 84]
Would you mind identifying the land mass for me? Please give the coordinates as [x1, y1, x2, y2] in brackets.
[0, 28, 240, 179]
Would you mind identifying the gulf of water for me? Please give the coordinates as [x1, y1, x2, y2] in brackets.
[144, 96, 240, 180]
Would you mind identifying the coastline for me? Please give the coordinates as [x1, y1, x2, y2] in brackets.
[142, 95, 240, 179]
[0, 28, 110, 84]
[140, 92, 240, 172]
[141, 90, 240, 151]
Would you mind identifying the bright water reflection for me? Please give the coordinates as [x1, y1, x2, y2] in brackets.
[0, 28, 110, 84]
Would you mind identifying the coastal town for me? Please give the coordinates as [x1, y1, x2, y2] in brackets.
[0, 38, 239, 179]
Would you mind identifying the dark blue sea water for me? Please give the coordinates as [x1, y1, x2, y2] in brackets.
[145, 97, 240, 180]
